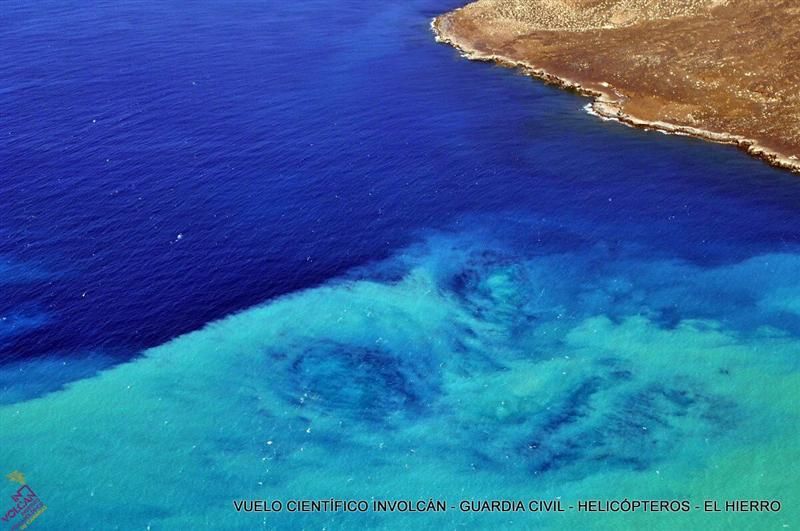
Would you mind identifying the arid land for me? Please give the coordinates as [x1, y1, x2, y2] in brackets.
[433, 0, 800, 173]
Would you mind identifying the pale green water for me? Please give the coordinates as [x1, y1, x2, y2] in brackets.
[1, 222, 798, 529]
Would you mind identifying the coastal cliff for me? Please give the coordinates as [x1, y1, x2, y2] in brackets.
[433, 0, 800, 173]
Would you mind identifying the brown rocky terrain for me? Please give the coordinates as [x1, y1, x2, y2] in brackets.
[433, 0, 800, 173]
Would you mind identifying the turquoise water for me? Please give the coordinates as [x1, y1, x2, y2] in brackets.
[2, 0, 800, 529]
[2, 218, 799, 528]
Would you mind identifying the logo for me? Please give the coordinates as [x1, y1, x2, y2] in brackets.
[1, 471, 47, 530]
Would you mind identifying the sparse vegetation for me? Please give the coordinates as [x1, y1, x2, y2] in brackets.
[435, 0, 800, 172]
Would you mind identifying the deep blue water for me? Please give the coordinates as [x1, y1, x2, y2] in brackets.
[3, 0, 800, 370]
[1, 1, 800, 528]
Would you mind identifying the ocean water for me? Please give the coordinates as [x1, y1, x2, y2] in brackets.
[1, 0, 799, 529]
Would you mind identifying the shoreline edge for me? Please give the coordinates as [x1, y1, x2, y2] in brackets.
[431, 14, 800, 175]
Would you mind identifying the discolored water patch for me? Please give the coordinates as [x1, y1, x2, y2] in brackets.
[520, 367, 736, 477]
[273, 340, 441, 423]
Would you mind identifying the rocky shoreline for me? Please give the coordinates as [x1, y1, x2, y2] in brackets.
[432, 8, 800, 175]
